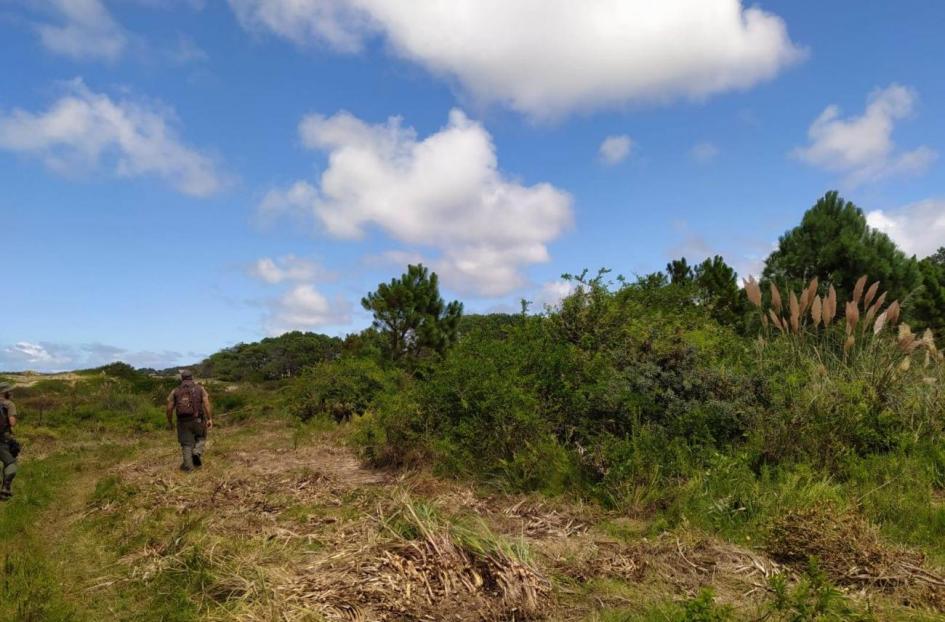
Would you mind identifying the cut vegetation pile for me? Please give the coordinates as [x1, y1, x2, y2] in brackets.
[85, 426, 553, 621]
[767, 504, 945, 607]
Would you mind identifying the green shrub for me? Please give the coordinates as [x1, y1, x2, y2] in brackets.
[766, 560, 871, 621]
[286, 357, 404, 422]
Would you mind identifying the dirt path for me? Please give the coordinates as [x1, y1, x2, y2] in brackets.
[8, 420, 941, 621]
[50, 420, 785, 621]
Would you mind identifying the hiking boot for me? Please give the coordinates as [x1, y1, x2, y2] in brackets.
[1, 476, 13, 499]
[192, 454, 202, 468]
[180, 446, 194, 472]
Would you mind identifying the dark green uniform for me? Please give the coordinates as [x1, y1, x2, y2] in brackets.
[176, 415, 207, 451]
[1, 396, 18, 500]
[167, 376, 212, 471]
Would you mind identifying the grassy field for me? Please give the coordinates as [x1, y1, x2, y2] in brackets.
[3, 408, 945, 621]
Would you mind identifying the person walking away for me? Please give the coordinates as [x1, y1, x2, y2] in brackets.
[166, 370, 213, 472]
[0, 383, 20, 500]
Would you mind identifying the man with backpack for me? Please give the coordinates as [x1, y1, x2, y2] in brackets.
[0, 382, 20, 500]
[166, 370, 213, 472]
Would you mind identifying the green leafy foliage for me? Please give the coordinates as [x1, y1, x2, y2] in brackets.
[286, 357, 404, 422]
[664, 255, 751, 330]
[763, 190, 921, 301]
[912, 249, 945, 338]
[198, 331, 342, 381]
[7, 192, 945, 620]
[766, 560, 870, 622]
[362, 263, 463, 365]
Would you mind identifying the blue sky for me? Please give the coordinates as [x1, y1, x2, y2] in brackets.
[2, 0, 944, 372]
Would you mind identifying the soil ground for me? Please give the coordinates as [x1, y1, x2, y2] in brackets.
[2, 417, 943, 621]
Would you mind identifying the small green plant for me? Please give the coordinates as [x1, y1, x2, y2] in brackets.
[765, 559, 871, 621]
[680, 588, 734, 621]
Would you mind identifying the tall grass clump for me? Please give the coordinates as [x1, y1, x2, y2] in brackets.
[743, 275, 945, 469]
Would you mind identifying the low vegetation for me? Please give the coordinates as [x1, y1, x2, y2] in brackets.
[3, 191, 945, 620]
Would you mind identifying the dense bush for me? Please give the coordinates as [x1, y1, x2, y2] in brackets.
[342, 267, 945, 536]
[286, 357, 405, 423]
[198, 331, 342, 381]
[14, 375, 168, 431]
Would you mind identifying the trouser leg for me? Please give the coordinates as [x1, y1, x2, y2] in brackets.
[180, 445, 194, 471]
[192, 437, 205, 467]
[190, 417, 207, 467]
[177, 419, 196, 472]
[0, 447, 16, 499]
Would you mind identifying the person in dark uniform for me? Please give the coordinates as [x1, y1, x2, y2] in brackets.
[0, 382, 20, 500]
[166, 370, 213, 472]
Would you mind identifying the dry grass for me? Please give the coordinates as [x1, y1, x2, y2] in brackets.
[767, 505, 945, 608]
[74, 421, 945, 620]
[86, 424, 556, 621]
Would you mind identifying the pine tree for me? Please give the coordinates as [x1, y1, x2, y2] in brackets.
[912, 248, 945, 338]
[763, 191, 922, 302]
[362, 264, 463, 364]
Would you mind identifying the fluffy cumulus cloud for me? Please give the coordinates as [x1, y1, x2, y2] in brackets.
[0, 341, 190, 372]
[793, 84, 937, 186]
[228, 0, 802, 118]
[249, 256, 331, 284]
[32, 0, 128, 62]
[599, 135, 633, 165]
[867, 200, 945, 259]
[249, 256, 347, 334]
[0, 79, 224, 196]
[265, 284, 351, 335]
[263, 109, 573, 296]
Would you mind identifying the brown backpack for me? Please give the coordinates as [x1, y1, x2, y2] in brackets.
[174, 382, 203, 417]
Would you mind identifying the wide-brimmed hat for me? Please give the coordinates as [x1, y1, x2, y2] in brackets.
[179, 369, 194, 380]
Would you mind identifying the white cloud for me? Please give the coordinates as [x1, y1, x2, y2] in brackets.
[0, 79, 224, 197]
[0, 340, 189, 372]
[690, 142, 719, 163]
[535, 280, 577, 309]
[599, 135, 633, 165]
[264, 108, 573, 297]
[228, 0, 803, 118]
[33, 0, 128, 61]
[265, 284, 351, 335]
[258, 180, 318, 223]
[228, 0, 371, 53]
[867, 200, 945, 259]
[249, 256, 330, 284]
[2, 342, 70, 367]
[793, 84, 937, 186]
